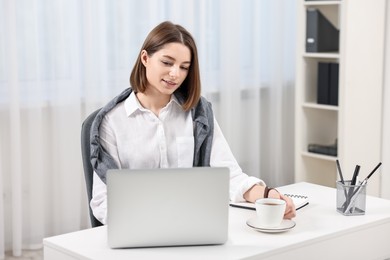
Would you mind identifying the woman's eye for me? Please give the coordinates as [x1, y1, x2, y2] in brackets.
[161, 61, 172, 66]
[180, 66, 189, 71]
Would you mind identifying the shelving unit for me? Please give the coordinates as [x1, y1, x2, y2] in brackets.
[294, 0, 386, 195]
[295, 0, 340, 188]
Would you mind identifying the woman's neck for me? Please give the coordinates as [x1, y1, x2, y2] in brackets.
[136, 90, 171, 116]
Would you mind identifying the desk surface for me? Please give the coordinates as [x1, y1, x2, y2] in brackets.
[43, 182, 390, 260]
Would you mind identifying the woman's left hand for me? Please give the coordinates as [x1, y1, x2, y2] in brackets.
[268, 189, 296, 219]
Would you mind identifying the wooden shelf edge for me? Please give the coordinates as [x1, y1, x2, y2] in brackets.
[301, 151, 337, 161]
[303, 52, 340, 59]
[302, 102, 339, 111]
[303, 1, 341, 6]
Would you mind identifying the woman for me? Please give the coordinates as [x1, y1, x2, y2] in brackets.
[89, 21, 296, 224]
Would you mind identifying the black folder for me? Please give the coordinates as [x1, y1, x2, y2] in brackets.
[317, 62, 330, 105]
[306, 9, 339, 53]
[329, 63, 339, 105]
[317, 62, 339, 106]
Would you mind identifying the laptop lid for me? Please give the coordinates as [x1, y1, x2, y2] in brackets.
[106, 167, 230, 248]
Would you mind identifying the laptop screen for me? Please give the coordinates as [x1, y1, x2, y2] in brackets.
[106, 167, 230, 248]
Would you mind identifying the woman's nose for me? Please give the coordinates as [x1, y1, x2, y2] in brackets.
[169, 66, 179, 78]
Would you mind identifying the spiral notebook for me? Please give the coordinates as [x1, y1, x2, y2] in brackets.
[229, 193, 309, 211]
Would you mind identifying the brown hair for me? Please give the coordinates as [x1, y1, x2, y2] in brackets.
[130, 21, 201, 111]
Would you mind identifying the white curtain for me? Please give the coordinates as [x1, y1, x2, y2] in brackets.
[0, 0, 296, 257]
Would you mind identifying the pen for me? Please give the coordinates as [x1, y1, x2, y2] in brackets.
[364, 162, 382, 181]
[344, 165, 360, 212]
[229, 204, 255, 211]
[344, 182, 365, 213]
[350, 165, 360, 186]
[344, 162, 382, 213]
[345, 162, 382, 203]
[336, 159, 345, 184]
[336, 160, 349, 207]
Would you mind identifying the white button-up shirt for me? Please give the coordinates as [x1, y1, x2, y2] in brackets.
[90, 92, 263, 224]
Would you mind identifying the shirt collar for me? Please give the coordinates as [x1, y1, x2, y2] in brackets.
[124, 92, 181, 117]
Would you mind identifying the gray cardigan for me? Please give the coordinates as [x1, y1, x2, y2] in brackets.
[90, 88, 214, 183]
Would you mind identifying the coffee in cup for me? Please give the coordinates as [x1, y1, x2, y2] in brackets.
[255, 198, 286, 228]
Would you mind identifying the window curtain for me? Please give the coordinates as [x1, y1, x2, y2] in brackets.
[0, 0, 296, 257]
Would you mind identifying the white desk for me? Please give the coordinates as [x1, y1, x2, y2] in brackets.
[43, 182, 390, 260]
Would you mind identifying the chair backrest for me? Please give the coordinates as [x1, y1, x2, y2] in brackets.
[81, 108, 103, 227]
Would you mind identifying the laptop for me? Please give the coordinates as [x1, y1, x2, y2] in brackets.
[106, 167, 230, 248]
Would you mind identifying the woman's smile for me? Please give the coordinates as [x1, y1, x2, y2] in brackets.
[162, 79, 178, 88]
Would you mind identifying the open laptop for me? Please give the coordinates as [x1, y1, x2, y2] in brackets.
[106, 167, 230, 248]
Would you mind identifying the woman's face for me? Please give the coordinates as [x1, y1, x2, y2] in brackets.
[141, 42, 191, 96]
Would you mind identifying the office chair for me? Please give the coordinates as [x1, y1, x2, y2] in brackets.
[81, 108, 103, 227]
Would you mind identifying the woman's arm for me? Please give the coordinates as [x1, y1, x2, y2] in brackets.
[210, 119, 265, 202]
[90, 172, 107, 224]
[90, 115, 121, 225]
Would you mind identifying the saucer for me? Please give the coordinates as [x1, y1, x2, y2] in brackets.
[246, 217, 296, 233]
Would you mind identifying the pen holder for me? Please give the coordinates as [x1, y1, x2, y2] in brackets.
[336, 180, 367, 216]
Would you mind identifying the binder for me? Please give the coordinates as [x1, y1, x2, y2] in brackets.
[317, 62, 339, 106]
[329, 63, 339, 105]
[308, 142, 338, 156]
[317, 62, 330, 104]
[306, 9, 339, 52]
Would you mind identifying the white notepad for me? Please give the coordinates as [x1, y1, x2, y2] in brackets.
[230, 193, 309, 211]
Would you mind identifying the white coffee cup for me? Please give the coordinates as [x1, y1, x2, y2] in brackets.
[255, 198, 286, 228]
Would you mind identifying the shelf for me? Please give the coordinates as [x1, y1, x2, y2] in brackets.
[304, 1, 341, 6]
[302, 102, 339, 111]
[303, 52, 339, 59]
[296, 0, 385, 195]
[301, 151, 337, 161]
[295, 0, 340, 188]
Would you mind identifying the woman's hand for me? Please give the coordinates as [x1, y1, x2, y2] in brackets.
[281, 193, 296, 219]
[244, 184, 296, 219]
[268, 189, 296, 219]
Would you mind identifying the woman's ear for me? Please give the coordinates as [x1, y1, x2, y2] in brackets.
[140, 50, 148, 66]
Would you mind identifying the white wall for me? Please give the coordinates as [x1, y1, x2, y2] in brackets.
[381, 2, 390, 199]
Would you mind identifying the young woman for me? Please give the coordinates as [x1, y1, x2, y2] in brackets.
[89, 21, 296, 224]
